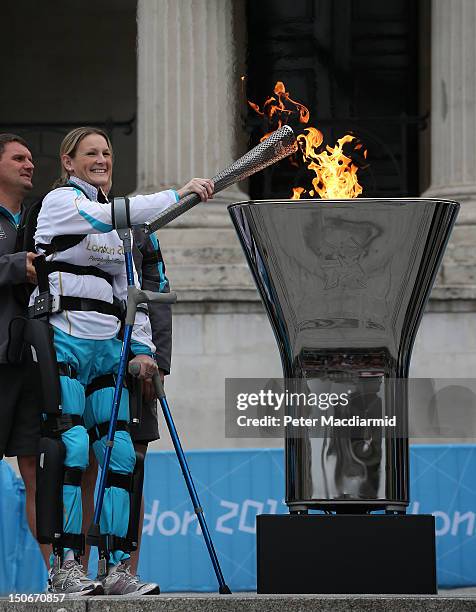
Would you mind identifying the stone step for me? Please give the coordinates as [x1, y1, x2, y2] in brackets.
[442, 263, 476, 285]
[1, 592, 475, 611]
[158, 228, 240, 247]
[157, 228, 247, 265]
[166, 263, 255, 290]
[442, 244, 476, 264]
[162, 245, 246, 265]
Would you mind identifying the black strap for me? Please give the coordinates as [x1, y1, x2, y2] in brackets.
[86, 374, 127, 398]
[29, 296, 123, 320]
[64, 467, 83, 487]
[55, 532, 85, 556]
[57, 362, 77, 379]
[40, 261, 113, 286]
[42, 414, 83, 437]
[88, 420, 129, 444]
[97, 187, 108, 204]
[34, 256, 51, 294]
[60, 296, 122, 318]
[96, 533, 134, 554]
[36, 235, 86, 257]
[105, 471, 133, 492]
[31, 256, 123, 321]
[124, 197, 131, 227]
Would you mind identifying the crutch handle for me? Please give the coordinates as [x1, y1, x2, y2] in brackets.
[129, 362, 165, 400]
[126, 289, 177, 324]
[129, 288, 177, 305]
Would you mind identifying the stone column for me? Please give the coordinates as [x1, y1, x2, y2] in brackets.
[137, 0, 248, 219]
[424, 0, 476, 294]
[136, 0, 253, 300]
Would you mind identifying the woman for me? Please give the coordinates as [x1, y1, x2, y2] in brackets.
[31, 127, 213, 596]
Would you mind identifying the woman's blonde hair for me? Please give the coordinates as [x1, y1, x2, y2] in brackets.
[54, 126, 113, 188]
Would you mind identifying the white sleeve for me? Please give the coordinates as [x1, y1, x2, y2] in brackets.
[35, 186, 178, 241]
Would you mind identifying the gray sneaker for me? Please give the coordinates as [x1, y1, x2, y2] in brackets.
[102, 562, 160, 595]
[48, 558, 104, 596]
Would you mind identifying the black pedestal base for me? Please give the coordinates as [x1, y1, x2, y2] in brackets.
[257, 514, 436, 594]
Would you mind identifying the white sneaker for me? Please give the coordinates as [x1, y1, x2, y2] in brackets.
[101, 561, 160, 595]
[48, 558, 103, 596]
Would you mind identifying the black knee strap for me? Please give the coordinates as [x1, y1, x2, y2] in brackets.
[57, 362, 77, 378]
[86, 373, 127, 397]
[96, 533, 134, 555]
[42, 414, 84, 438]
[63, 467, 83, 486]
[105, 470, 133, 492]
[126, 451, 145, 552]
[88, 420, 129, 444]
[53, 532, 85, 556]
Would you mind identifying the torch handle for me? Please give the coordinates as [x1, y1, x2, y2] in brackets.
[144, 171, 236, 232]
[145, 192, 202, 232]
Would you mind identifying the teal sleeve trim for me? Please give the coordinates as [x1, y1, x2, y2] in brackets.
[158, 262, 167, 292]
[148, 233, 168, 292]
[78, 208, 113, 233]
[149, 233, 159, 250]
[172, 190, 180, 202]
[131, 340, 153, 356]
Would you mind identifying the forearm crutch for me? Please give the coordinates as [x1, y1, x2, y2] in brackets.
[86, 221, 176, 577]
[129, 361, 231, 594]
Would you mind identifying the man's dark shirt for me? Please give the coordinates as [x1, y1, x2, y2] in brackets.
[0, 205, 29, 364]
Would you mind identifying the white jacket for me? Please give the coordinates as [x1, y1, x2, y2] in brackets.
[31, 179, 178, 352]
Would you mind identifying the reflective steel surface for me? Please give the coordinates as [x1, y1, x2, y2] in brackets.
[229, 199, 459, 511]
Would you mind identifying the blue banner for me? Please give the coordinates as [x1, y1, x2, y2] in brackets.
[1, 445, 475, 593]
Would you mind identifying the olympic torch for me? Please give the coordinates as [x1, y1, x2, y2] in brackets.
[144, 125, 298, 233]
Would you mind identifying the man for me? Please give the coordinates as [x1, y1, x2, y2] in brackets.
[0, 134, 50, 564]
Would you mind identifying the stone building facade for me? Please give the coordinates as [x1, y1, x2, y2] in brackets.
[1, 0, 475, 456]
[141, 0, 476, 450]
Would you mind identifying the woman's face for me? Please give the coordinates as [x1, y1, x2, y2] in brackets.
[63, 133, 112, 189]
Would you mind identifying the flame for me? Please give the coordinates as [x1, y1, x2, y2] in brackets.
[291, 187, 305, 200]
[297, 127, 324, 158]
[247, 81, 366, 198]
[248, 81, 310, 142]
[298, 132, 363, 199]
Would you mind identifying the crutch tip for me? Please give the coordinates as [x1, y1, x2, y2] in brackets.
[219, 585, 232, 594]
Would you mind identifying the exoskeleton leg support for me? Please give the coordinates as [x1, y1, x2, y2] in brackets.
[36, 418, 86, 562]
[36, 436, 65, 548]
[26, 319, 87, 563]
[127, 450, 145, 551]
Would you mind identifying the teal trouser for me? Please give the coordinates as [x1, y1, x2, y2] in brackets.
[53, 327, 136, 566]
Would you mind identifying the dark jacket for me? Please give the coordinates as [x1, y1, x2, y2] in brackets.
[0, 205, 29, 364]
[132, 228, 172, 375]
